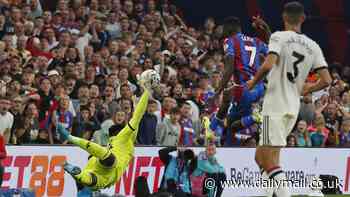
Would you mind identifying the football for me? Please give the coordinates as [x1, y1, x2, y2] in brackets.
[139, 69, 161, 90]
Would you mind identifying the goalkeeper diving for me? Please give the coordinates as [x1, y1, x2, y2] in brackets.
[58, 70, 160, 192]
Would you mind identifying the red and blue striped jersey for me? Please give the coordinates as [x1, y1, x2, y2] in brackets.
[223, 33, 268, 84]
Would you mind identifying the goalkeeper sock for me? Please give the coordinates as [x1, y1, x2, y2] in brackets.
[69, 136, 111, 160]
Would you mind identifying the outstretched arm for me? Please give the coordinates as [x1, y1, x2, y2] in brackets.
[128, 90, 150, 130]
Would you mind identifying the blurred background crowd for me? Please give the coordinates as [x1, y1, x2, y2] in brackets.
[0, 0, 349, 148]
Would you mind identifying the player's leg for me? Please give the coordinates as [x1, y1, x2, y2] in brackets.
[63, 161, 85, 193]
[210, 89, 231, 131]
[74, 170, 98, 188]
[63, 161, 97, 190]
[224, 113, 241, 146]
[231, 111, 262, 131]
[231, 84, 264, 131]
[255, 146, 279, 197]
[256, 115, 297, 197]
[57, 124, 112, 161]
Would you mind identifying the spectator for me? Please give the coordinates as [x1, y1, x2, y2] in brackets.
[100, 85, 119, 120]
[294, 120, 311, 147]
[51, 95, 74, 143]
[33, 128, 50, 144]
[37, 78, 53, 128]
[93, 110, 126, 146]
[310, 114, 328, 147]
[138, 99, 158, 145]
[341, 91, 350, 112]
[193, 143, 226, 197]
[323, 102, 341, 134]
[6, 80, 22, 99]
[179, 101, 201, 146]
[197, 74, 215, 103]
[286, 135, 298, 147]
[117, 98, 134, 121]
[158, 147, 195, 196]
[105, 12, 121, 40]
[72, 105, 100, 139]
[119, 83, 133, 100]
[13, 101, 39, 144]
[339, 118, 350, 147]
[116, 68, 137, 96]
[21, 70, 36, 94]
[74, 84, 90, 112]
[47, 70, 61, 87]
[156, 107, 181, 146]
[210, 71, 222, 91]
[9, 96, 24, 142]
[0, 96, 14, 144]
[65, 74, 78, 99]
[159, 97, 177, 121]
[171, 83, 184, 101]
[298, 94, 315, 125]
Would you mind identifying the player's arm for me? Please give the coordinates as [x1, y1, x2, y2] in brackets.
[303, 46, 332, 95]
[216, 38, 235, 95]
[302, 68, 331, 95]
[247, 53, 277, 90]
[248, 32, 281, 90]
[217, 55, 234, 94]
[252, 16, 271, 42]
[128, 90, 150, 130]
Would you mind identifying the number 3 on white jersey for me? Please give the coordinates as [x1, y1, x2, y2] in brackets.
[245, 46, 256, 67]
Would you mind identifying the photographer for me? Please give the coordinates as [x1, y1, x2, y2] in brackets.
[158, 146, 196, 197]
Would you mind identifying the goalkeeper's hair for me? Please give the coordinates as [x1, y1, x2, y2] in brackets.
[283, 1, 305, 25]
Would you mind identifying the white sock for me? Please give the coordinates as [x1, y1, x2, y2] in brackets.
[268, 167, 291, 197]
[261, 170, 274, 197]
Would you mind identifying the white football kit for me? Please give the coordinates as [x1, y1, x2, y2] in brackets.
[260, 31, 328, 146]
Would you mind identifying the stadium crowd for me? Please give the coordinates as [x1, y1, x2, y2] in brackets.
[0, 0, 349, 148]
